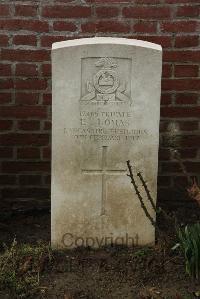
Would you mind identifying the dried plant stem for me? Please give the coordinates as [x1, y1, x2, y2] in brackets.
[137, 171, 157, 212]
[126, 160, 156, 227]
[172, 148, 200, 206]
[172, 149, 192, 185]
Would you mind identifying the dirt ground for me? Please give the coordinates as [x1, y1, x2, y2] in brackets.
[0, 208, 200, 299]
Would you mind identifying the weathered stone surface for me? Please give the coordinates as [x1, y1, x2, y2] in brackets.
[51, 37, 162, 249]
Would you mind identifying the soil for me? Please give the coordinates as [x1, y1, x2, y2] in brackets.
[0, 209, 200, 299]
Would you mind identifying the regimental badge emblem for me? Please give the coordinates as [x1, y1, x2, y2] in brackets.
[80, 57, 132, 105]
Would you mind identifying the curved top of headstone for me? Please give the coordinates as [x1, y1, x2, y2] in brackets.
[52, 37, 162, 51]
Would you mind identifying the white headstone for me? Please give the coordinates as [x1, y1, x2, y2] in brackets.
[51, 37, 162, 249]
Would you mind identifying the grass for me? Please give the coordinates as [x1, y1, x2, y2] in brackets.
[0, 239, 52, 298]
[173, 223, 200, 279]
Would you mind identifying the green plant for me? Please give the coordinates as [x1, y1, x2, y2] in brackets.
[0, 239, 52, 298]
[173, 223, 200, 279]
[134, 247, 152, 258]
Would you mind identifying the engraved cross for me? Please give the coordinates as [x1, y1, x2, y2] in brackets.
[82, 146, 126, 216]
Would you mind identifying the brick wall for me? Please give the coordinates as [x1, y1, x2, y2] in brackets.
[0, 0, 199, 210]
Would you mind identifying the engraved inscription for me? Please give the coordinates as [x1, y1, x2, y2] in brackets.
[63, 57, 149, 144]
[80, 111, 132, 127]
[80, 57, 132, 105]
[82, 146, 126, 216]
[64, 127, 148, 142]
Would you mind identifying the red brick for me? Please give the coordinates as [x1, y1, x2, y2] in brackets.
[0, 20, 49, 32]
[18, 120, 40, 131]
[147, 36, 172, 48]
[13, 35, 37, 46]
[174, 65, 199, 77]
[176, 5, 200, 17]
[0, 93, 12, 104]
[43, 94, 52, 105]
[19, 175, 41, 185]
[96, 21, 130, 33]
[136, 0, 161, 3]
[123, 7, 171, 18]
[161, 93, 172, 105]
[41, 64, 51, 76]
[133, 21, 157, 33]
[40, 36, 66, 47]
[163, 50, 200, 62]
[81, 22, 96, 33]
[161, 107, 200, 118]
[174, 176, 191, 187]
[157, 176, 171, 187]
[159, 148, 171, 160]
[180, 136, 200, 147]
[42, 147, 51, 159]
[17, 147, 40, 159]
[15, 93, 39, 105]
[0, 64, 12, 76]
[15, 64, 38, 77]
[44, 175, 51, 185]
[179, 121, 199, 131]
[0, 106, 47, 119]
[83, 21, 130, 33]
[0, 120, 13, 131]
[2, 188, 49, 199]
[57, 0, 78, 2]
[159, 120, 171, 133]
[162, 79, 200, 91]
[1, 49, 50, 62]
[131, 35, 172, 48]
[162, 64, 172, 78]
[44, 121, 51, 130]
[0, 134, 49, 146]
[15, 79, 47, 90]
[0, 175, 16, 185]
[0, 0, 199, 203]
[178, 148, 198, 159]
[0, 4, 9, 16]
[166, 0, 200, 3]
[184, 162, 200, 173]
[162, 162, 181, 173]
[176, 93, 198, 104]
[175, 36, 199, 48]
[0, 148, 13, 159]
[96, 7, 119, 18]
[161, 21, 197, 33]
[53, 21, 77, 31]
[0, 79, 14, 89]
[2, 161, 50, 173]
[15, 5, 37, 17]
[0, 34, 9, 47]
[42, 6, 91, 18]
[96, 0, 130, 2]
